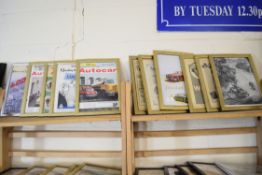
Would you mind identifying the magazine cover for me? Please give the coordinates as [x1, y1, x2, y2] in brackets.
[53, 63, 76, 113]
[79, 62, 119, 112]
[44, 64, 54, 113]
[1, 64, 28, 116]
[25, 64, 45, 113]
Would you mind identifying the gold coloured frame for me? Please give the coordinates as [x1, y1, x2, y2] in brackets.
[76, 58, 121, 115]
[21, 62, 48, 116]
[181, 55, 206, 113]
[153, 50, 191, 110]
[195, 55, 220, 112]
[209, 54, 262, 111]
[129, 56, 146, 114]
[70, 163, 121, 175]
[139, 55, 186, 114]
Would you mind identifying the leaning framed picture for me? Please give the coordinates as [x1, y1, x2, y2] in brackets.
[187, 162, 229, 175]
[76, 59, 121, 115]
[71, 163, 121, 175]
[139, 55, 186, 114]
[181, 55, 206, 113]
[209, 54, 262, 111]
[52, 61, 77, 115]
[0, 168, 27, 175]
[153, 50, 190, 110]
[43, 63, 55, 114]
[129, 56, 146, 114]
[21, 62, 48, 116]
[175, 165, 195, 175]
[1, 63, 28, 116]
[42, 165, 76, 175]
[195, 55, 220, 112]
[134, 168, 165, 175]
[22, 166, 50, 175]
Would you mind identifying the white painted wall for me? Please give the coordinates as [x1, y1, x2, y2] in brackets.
[0, 0, 261, 168]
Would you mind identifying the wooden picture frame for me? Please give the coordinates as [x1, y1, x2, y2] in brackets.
[195, 55, 220, 112]
[1, 63, 28, 116]
[21, 62, 48, 116]
[0, 168, 27, 175]
[153, 50, 190, 111]
[71, 163, 121, 175]
[164, 166, 180, 175]
[21, 166, 50, 175]
[181, 55, 206, 113]
[76, 58, 121, 115]
[134, 168, 165, 175]
[138, 55, 186, 114]
[52, 61, 78, 116]
[129, 56, 146, 114]
[42, 165, 76, 175]
[175, 165, 195, 175]
[209, 54, 262, 111]
[187, 162, 229, 175]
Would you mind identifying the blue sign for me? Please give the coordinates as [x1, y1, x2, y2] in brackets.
[157, 0, 262, 31]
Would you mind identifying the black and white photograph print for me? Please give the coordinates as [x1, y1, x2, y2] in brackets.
[213, 57, 262, 106]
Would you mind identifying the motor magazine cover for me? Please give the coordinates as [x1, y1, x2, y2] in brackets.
[25, 64, 45, 113]
[54, 63, 76, 113]
[1, 64, 28, 115]
[79, 62, 119, 112]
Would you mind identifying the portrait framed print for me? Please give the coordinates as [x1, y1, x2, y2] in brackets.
[21, 62, 47, 116]
[1, 63, 28, 116]
[71, 163, 121, 175]
[76, 59, 121, 115]
[138, 55, 186, 114]
[164, 166, 180, 175]
[195, 55, 220, 112]
[129, 56, 146, 114]
[52, 61, 77, 115]
[187, 162, 229, 175]
[134, 168, 165, 175]
[0, 168, 27, 175]
[209, 54, 262, 111]
[43, 63, 55, 114]
[22, 166, 50, 175]
[175, 165, 196, 175]
[153, 50, 190, 111]
[181, 55, 206, 113]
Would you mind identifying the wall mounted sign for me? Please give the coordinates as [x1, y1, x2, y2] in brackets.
[157, 0, 262, 31]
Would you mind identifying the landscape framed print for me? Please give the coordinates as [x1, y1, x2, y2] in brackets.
[153, 50, 190, 111]
[187, 162, 229, 175]
[139, 55, 186, 114]
[76, 59, 121, 115]
[209, 54, 262, 111]
[129, 56, 146, 114]
[21, 62, 47, 116]
[1, 63, 28, 116]
[42, 165, 75, 175]
[71, 163, 121, 175]
[53, 61, 77, 115]
[181, 55, 206, 113]
[43, 63, 55, 114]
[135, 168, 165, 175]
[195, 55, 220, 112]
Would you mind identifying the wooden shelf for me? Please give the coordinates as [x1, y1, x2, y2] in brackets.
[132, 110, 262, 122]
[0, 115, 121, 127]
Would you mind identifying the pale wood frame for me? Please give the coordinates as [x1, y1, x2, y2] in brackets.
[153, 50, 191, 110]
[181, 55, 206, 113]
[195, 55, 220, 112]
[209, 54, 262, 111]
[70, 163, 121, 175]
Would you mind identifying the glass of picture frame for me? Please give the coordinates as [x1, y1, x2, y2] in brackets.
[195, 55, 220, 112]
[181, 55, 206, 113]
[129, 56, 146, 114]
[0, 168, 27, 175]
[21, 62, 47, 116]
[164, 166, 180, 175]
[153, 50, 190, 111]
[135, 168, 165, 175]
[209, 54, 262, 111]
[71, 163, 121, 175]
[187, 162, 229, 175]
[1, 63, 28, 116]
[76, 59, 121, 115]
[138, 55, 186, 114]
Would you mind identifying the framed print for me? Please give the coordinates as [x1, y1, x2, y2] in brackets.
[21, 62, 47, 115]
[135, 168, 165, 175]
[53, 61, 77, 115]
[42, 165, 75, 175]
[153, 50, 190, 110]
[0, 168, 27, 175]
[1, 63, 28, 116]
[187, 162, 229, 175]
[22, 166, 50, 175]
[43, 63, 55, 114]
[195, 55, 220, 112]
[181, 55, 206, 113]
[129, 56, 146, 114]
[71, 163, 121, 175]
[175, 165, 196, 175]
[76, 59, 121, 115]
[0, 63, 7, 112]
[209, 54, 262, 111]
[164, 166, 180, 175]
[139, 55, 186, 114]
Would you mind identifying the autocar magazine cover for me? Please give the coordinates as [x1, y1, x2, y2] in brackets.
[79, 62, 119, 112]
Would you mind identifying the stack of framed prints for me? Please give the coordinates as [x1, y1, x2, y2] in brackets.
[130, 50, 262, 114]
[0, 58, 121, 117]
